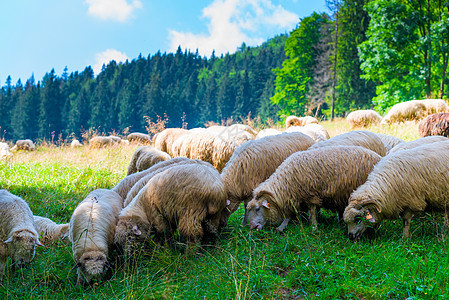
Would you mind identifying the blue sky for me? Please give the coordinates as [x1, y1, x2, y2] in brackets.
[1, 0, 326, 85]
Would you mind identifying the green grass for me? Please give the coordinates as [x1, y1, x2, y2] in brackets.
[1, 121, 447, 299]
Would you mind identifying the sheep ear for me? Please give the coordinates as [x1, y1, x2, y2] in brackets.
[262, 199, 270, 209]
[366, 209, 376, 223]
[132, 225, 142, 236]
[35, 239, 44, 247]
[4, 237, 13, 244]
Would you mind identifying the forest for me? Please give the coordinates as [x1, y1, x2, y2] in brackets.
[0, 0, 448, 141]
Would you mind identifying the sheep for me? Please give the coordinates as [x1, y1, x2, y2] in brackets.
[346, 110, 382, 128]
[108, 135, 122, 143]
[89, 136, 115, 148]
[114, 164, 227, 256]
[33, 216, 69, 244]
[388, 135, 447, 154]
[70, 189, 122, 285]
[10, 139, 35, 151]
[285, 124, 330, 142]
[123, 158, 212, 207]
[381, 100, 426, 124]
[418, 113, 449, 138]
[255, 128, 282, 139]
[126, 146, 171, 175]
[153, 128, 189, 156]
[247, 146, 382, 232]
[373, 133, 405, 154]
[309, 130, 386, 157]
[285, 116, 319, 128]
[70, 139, 82, 148]
[0, 190, 43, 279]
[221, 132, 315, 225]
[127, 132, 152, 144]
[343, 140, 449, 240]
[0, 142, 12, 160]
[417, 99, 449, 116]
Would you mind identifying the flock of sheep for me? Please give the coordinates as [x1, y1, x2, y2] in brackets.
[3, 98, 449, 286]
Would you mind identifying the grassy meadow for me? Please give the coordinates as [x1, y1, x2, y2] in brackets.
[2, 119, 449, 299]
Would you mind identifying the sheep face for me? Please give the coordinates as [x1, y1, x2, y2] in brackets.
[5, 230, 42, 266]
[247, 193, 281, 230]
[343, 206, 378, 240]
[114, 218, 150, 256]
[76, 251, 109, 284]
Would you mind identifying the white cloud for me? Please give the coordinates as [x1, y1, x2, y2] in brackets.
[93, 49, 129, 75]
[168, 0, 299, 57]
[85, 0, 142, 22]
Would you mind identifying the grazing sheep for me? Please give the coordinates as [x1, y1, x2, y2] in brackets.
[123, 158, 212, 207]
[247, 146, 381, 231]
[70, 139, 82, 148]
[108, 135, 122, 143]
[0, 142, 12, 160]
[309, 130, 386, 157]
[0, 190, 43, 278]
[381, 100, 426, 124]
[227, 124, 258, 138]
[89, 136, 116, 149]
[418, 113, 449, 138]
[286, 124, 330, 142]
[417, 99, 449, 116]
[70, 189, 122, 285]
[346, 110, 382, 128]
[285, 116, 319, 128]
[153, 128, 189, 156]
[127, 132, 152, 144]
[33, 216, 69, 244]
[10, 139, 35, 151]
[343, 140, 449, 240]
[126, 146, 171, 175]
[114, 164, 227, 255]
[221, 132, 315, 225]
[388, 135, 447, 154]
[255, 128, 282, 139]
[373, 133, 405, 154]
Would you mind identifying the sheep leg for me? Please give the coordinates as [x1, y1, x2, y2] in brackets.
[401, 210, 414, 239]
[276, 218, 290, 232]
[311, 204, 318, 231]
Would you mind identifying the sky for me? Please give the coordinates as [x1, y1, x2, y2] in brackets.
[1, 0, 326, 85]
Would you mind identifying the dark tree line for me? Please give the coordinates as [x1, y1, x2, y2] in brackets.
[0, 36, 286, 141]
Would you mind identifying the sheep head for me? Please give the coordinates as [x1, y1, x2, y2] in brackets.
[344, 200, 382, 241]
[74, 250, 109, 285]
[114, 217, 150, 256]
[4, 229, 43, 265]
[247, 191, 281, 230]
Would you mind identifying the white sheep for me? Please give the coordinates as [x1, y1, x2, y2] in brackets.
[33, 216, 70, 244]
[373, 133, 405, 154]
[309, 130, 386, 156]
[10, 139, 35, 151]
[285, 116, 319, 128]
[70, 189, 122, 285]
[127, 132, 152, 144]
[346, 110, 382, 128]
[255, 128, 282, 139]
[247, 146, 381, 232]
[388, 135, 447, 154]
[0, 190, 43, 279]
[285, 124, 330, 142]
[221, 132, 315, 225]
[89, 136, 115, 148]
[381, 100, 426, 124]
[153, 128, 189, 156]
[70, 139, 82, 148]
[417, 99, 449, 116]
[343, 140, 449, 240]
[0, 142, 12, 160]
[126, 146, 171, 175]
[114, 164, 227, 255]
